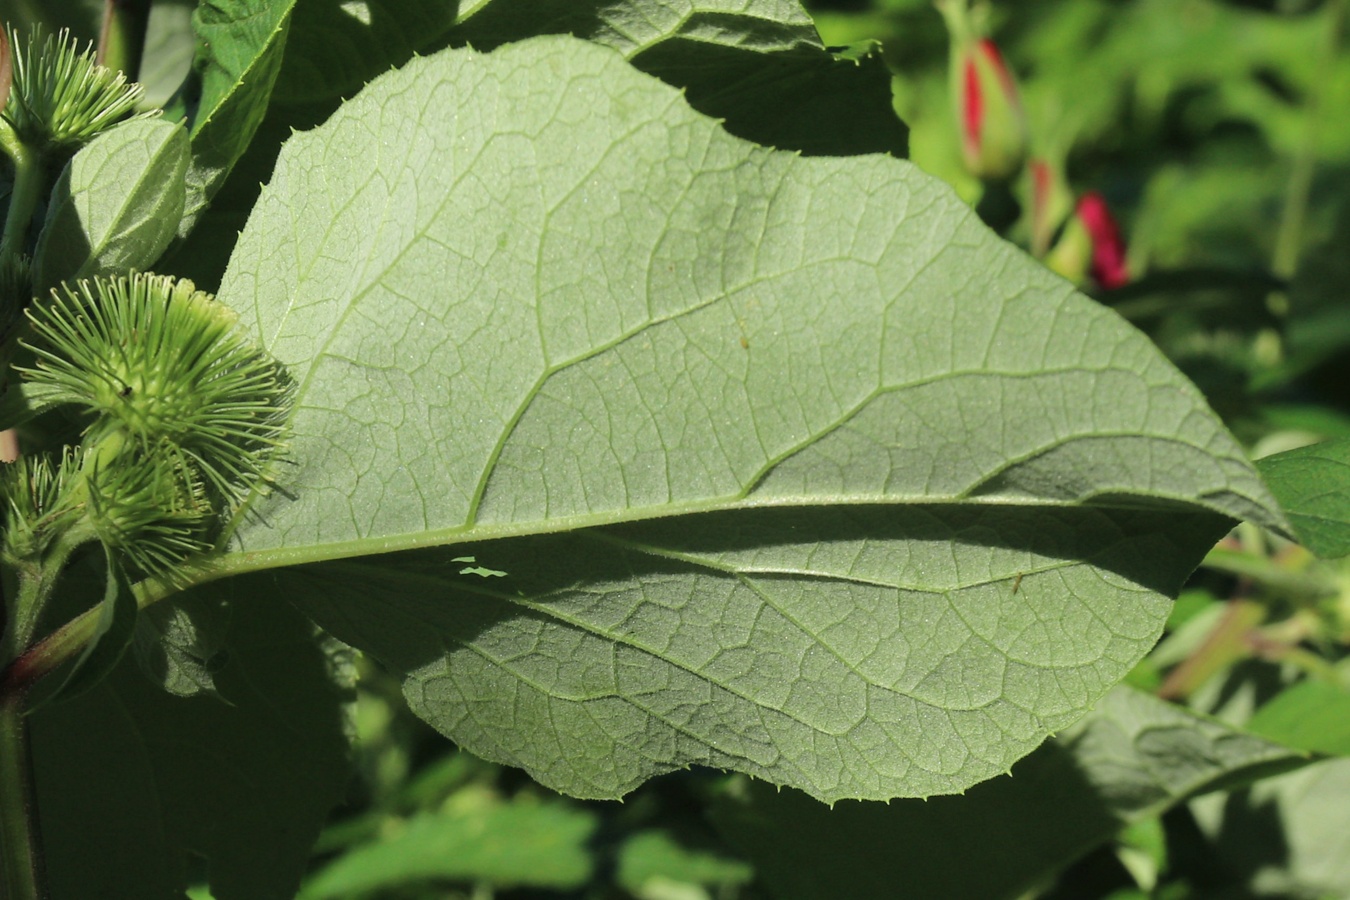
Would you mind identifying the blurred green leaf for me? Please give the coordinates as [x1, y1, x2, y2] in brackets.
[1248, 679, 1350, 756]
[1257, 438, 1350, 559]
[708, 685, 1304, 900]
[0, 0, 102, 40]
[617, 830, 753, 897]
[299, 800, 598, 898]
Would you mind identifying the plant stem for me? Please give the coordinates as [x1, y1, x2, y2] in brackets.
[0, 121, 42, 264]
[0, 563, 175, 696]
[0, 694, 45, 900]
[1202, 546, 1339, 603]
[0, 570, 46, 670]
[97, 0, 153, 82]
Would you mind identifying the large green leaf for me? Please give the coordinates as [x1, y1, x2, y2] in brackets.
[708, 685, 1305, 900]
[29, 591, 351, 900]
[210, 36, 1281, 801]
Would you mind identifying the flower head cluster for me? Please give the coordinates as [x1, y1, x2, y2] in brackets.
[2, 26, 146, 150]
[12, 273, 293, 574]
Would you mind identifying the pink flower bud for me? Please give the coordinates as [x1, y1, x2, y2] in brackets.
[1045, 192, 1130, 291]
[938, 3, 1028, 182]
[1076, 192, 1129, 290]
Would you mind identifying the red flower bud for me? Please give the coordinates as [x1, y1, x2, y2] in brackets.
[938, 2, 1028, 182]
[1044, 192, 1130, 291]
[1076, 192, 1129, 290]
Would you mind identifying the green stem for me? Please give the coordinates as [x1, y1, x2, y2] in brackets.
[0, 694, 45, 900]
[1202, 546, 1339, 603]
[1, 569, 47, 669]
[0, 120, 42, 263]
[0, 563, 174, 697]
[96, 0, 153, 82]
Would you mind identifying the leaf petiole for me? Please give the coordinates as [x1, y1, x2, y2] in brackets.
[0, 118, 41, 263]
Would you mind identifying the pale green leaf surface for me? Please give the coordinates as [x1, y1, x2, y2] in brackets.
[299, 801, 597, 898]
[30, 591, 350, 900]
[213, 36, 1282, 801]
[1256, 438, 1350, 558]
[32, 117, 188, 288]
[709, 685, 1305, 900]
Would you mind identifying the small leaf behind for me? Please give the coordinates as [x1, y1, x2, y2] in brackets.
[1257, 438, 1350, 558]
[299, 801, 597, 898]
[33, 117, 188, 288]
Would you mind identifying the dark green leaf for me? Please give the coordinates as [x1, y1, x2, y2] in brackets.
[1256, 438, 1350, 558]
[450, 0, 907, 155]
[30, 589, 351, 900]
[131, 588, 231, 698]
[178, 0, 296, 236]
[709, 686, 1305, 900]
[272, 0, 459, 104]
[0, 0, 102, 40]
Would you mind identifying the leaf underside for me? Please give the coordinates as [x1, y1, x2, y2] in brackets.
[214, 36, 1283, 801]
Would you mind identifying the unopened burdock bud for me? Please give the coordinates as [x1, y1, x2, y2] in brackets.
[20, 272, 293, 506]
[936, 0, 1028, 182]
